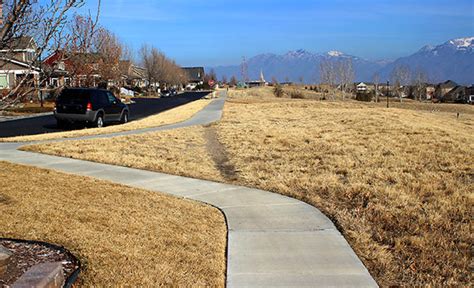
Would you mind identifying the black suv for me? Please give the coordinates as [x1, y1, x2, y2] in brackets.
[54, 88, 129, 128]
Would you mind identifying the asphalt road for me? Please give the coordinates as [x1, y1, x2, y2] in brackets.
[0, 91, 209, 138]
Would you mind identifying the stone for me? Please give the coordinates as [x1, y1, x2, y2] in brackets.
[12, 262, 64, 288]
[0, 245, 13, 275]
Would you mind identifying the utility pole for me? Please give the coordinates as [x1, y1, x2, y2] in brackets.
[240, 56, 248, 84]
[386, 81, 390, 108]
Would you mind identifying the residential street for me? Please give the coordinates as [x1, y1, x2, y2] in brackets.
[0, 91, 208, 138]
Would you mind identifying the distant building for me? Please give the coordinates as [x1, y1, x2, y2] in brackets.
[356, 82, 368, 92]
[42, 50, 70, 88]
[442, 85, 466, 103]
[426, 85, 436, 100]
[43, 50, 103, 87]
[182, 67, 205, 84]
[245, 70, 267, 88]
[435, 80, 458, 99]
[467, 85, 474, 104]
[0, 36, 40, 89]
[119, 60, 147, 88]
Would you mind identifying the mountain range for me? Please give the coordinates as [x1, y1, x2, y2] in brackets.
[208, 37, 474, 85]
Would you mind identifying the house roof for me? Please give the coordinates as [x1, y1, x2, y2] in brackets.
[119, 60, 146, 79]
[182, 67, 204, 82]
[0, 57, 40, 71]
[444, 86, 465, 97]
[43, 50, 103, 66]
[438, 80, 458, 88]
[1, 36, 36, 51]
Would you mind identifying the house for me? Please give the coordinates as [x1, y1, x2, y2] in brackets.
[42, 50, 70, 88]
[442, 85, 466, 103]
[356, 82, 368, 92]
[246, 70, 267, 88]
[119, 60, 147, 88]
[467, 85, 474, 104]
[435, 80, 458, 99]
[426, 85, 435, 100]
[466, 85, 474, 97]
[182, 67, 204, 86]
[43, 50, 103, 88]
[0, 36, 40, 89]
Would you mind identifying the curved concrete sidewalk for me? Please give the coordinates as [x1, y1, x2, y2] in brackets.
[0, 91, 378, 287]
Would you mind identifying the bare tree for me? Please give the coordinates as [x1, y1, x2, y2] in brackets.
[140, 45, 159, 91]
[373, 72, 380, 102]
[412, 67, 428, 101]
[229, 75, 238, 87]
[320, 58, 337, 99]
[0, 0, 91, 109]
[271, 76, 278, 85]
[140, 44, 187, 93]
[336, 58, 354, 100]
[207, 69, 217, 82]
[93, 28, 123, 87]
[390, 64, 411, 102]
[62, 11, 104, 87]
[221, 75, 228, 85]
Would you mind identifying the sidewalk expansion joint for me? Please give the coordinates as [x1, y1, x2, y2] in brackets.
[229, 228, 336, 233]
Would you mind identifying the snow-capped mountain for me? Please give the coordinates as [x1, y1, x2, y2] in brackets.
[327, 50, 345, 57]
[208, 37, 474, 84]
[210, 49, 384, 83]
[448, 37, 473, 49]
[379, 37, 474, 84]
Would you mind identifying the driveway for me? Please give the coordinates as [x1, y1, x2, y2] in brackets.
[0, 91, 208, 138]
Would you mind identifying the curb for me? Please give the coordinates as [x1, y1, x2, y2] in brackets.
[0, 112, 53, 123]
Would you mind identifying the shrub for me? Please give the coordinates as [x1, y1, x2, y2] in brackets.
[289, 90, 305, 99]
[356, 91, 374, 102]
[273, 84, 284, 98]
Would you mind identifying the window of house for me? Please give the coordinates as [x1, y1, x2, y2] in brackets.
[0, 74, 8, 89]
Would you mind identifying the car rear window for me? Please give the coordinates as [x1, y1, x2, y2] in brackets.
[57, 90, 91, 104]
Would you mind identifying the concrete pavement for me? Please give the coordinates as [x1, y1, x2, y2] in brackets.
[0, 91, 378, 287]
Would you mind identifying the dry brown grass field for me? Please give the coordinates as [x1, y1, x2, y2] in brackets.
[24, 88, 474, 286]
[0, 98, 210, 142]
[2, 102, 56, 115]
[0, 161, 226, 286]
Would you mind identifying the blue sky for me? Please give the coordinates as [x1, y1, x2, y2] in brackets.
[77, 0, 474, 66]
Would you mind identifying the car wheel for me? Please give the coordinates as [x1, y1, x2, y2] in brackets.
[95, 114, 104, 128]
[121, 111, 129, 124]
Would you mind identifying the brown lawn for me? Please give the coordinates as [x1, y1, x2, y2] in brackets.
[0, 161, 226, 287]
[23, 87, 474, 286]
[2, 102, 56, 115]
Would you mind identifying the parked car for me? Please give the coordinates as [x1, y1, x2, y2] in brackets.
[170, 88, 177, 96]
[54, 88, 129, 128]
[161, 90, 171, 97]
